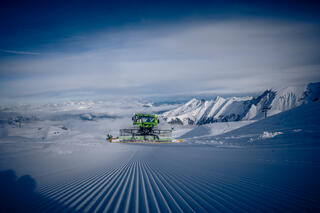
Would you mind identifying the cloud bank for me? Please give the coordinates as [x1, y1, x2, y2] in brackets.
[0, 18, 320, 102]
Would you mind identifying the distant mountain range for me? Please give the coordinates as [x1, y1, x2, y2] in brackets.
[161, 82, 320, 125]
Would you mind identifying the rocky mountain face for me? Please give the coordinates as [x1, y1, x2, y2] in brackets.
[162, 82, 320, 125]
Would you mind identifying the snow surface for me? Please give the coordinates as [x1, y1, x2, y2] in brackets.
[182, 100, 320, 147]
[180, 120, 256, 139]
[1, 96, 320, 212]
[260, 131, 283, 139]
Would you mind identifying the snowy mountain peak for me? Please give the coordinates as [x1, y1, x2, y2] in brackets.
[162, 82, 320, 125]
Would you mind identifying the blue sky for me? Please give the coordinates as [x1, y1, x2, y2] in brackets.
[1, 0, 320, 103]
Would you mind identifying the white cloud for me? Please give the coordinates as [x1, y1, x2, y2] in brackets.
[0, 49, 40, 55]
[1, 18, 320, 100]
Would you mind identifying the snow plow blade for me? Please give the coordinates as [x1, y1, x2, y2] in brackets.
[109, 138, 183, 144]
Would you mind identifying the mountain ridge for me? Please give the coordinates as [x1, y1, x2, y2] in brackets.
[161, 82, 320, 125]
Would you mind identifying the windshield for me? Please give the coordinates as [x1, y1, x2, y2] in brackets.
[135, 115, 155, 123]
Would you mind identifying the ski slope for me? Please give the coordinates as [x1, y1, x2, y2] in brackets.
[184, 101, 320, 147]
[1, 99, 320, 212]
[180, 120, 255, 139]
[28, 145, 318, 213]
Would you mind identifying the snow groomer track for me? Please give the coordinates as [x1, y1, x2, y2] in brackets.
[34, 145, 319, 213]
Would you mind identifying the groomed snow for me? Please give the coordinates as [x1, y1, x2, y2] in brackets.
[1, 98, 320, 212]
